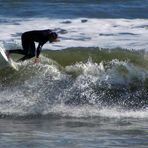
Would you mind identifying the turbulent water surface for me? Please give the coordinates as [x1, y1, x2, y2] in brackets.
[0, 0, 148, 148]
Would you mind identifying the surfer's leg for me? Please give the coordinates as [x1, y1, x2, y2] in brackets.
[17, 55, 34, 61]
[8, 49, 25, 55]
[5, 49, 25, 59]
[28, 41, 35, 57]
[21, 36, 30, 55]
[17, 41, 35, 62]
[7, 36, 29, 56]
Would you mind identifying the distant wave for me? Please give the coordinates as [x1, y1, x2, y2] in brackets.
[0, 47, 147, 118]
[0, 0, 147, 19]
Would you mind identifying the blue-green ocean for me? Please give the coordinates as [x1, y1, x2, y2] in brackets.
[0, 0, 148, 147]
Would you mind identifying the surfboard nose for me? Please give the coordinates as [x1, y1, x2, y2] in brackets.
[0, 47, 18, 70]
[0, 47, 9, 62]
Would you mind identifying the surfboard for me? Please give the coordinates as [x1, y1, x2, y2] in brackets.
[0, 47, 18, 71]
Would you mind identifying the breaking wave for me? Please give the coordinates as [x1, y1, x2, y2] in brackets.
[0, 47, 148, 118]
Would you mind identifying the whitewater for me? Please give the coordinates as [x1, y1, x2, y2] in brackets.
[0, 18, 148, 50]
[0, 16, 147, 119]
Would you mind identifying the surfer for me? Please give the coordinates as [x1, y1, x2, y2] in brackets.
[7, 29, 59, 62]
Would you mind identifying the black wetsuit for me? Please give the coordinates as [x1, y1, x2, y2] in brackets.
[9, 29, 52, 61]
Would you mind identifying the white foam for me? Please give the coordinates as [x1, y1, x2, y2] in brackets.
[47, 105, 148, 119]
[0, 17, 148, 51]
[0, 59, 147, 118]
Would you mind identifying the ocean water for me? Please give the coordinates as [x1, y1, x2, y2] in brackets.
[0, 0, 148, 148]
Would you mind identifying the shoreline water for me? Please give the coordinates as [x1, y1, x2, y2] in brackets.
[0, 117, 147, 148]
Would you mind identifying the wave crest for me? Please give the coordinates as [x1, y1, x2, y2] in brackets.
[0, 48, 148, 118]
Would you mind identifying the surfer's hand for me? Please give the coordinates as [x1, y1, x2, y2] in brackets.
[33, 57, 40, 64]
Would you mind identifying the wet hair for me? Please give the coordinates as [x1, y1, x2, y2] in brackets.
[49, 32, 58, 42]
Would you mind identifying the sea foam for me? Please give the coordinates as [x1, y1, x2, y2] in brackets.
[0, 18, 148, 51]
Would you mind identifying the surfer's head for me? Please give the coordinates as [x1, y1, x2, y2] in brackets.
[49, 32, 59, 43]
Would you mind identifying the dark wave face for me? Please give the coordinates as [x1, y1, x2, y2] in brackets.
[0, 47, 147, 118]
[0, 0, 148, 18]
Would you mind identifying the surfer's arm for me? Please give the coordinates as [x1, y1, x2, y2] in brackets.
[33, 43, 42, 63]
[36, 43, 43, 58]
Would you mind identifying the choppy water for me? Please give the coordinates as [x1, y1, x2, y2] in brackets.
[0, 117, 148, 148]
[0, 0, 148, 147]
